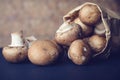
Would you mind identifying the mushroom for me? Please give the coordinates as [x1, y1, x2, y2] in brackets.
[79, 4, 101, 25]
[25, 36, 37, 48]
[28, 40, 60, 66]
[88, 35, 106, 53]
[68, 40, 91, 65]
[55, 22, 82, 46]
[2, 31, 28, 63]
[74, 18, 93, 37]
[94, 22, 106, 36]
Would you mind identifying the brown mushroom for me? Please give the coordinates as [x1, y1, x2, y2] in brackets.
[79, 4, 101, 25]
[28, 40, 60, 66]
[88, 35, 106, 53]
[2, 31, 28, 63]
[74, 18, 93, 37]
[68, 40, 91, 65]
[55, 22, 82, 46]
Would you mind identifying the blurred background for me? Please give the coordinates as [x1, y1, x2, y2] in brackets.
[0, 0, 120, 47]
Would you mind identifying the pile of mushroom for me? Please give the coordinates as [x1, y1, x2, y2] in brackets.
[55, 2, 108, 65]
[2, 2, 111, 66]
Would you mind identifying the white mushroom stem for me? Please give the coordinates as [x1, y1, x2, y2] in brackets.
[94, 23, 105, 35]
[25, 36, 37, 48]
[9, 31, 24, 47]
[56, 22, 74, 33]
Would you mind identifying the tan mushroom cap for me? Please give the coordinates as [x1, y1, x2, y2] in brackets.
[79, 4, 101, 25]
[28, 40, 60, 65]
[88, 35, 106, 53]
[74, 18, 93, 37]
[68, 40, 91, 65]
[55, 23, 82, 46]
[2, 46, 28, 63]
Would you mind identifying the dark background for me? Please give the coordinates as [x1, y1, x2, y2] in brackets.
[0, 0, 120, 47]
[0, 48, 120, 80]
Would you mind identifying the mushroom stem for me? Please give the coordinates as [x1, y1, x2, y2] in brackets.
[9, 31, 24, 47]
[25, 36, 37, 48]
[94, 23, 105, 36]
[56, 22, 73, 33]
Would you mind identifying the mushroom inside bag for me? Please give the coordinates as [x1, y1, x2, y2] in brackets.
[61, 2, 120, 58]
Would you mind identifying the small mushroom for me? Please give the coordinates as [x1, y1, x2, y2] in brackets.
[88, 35, 106, 53]
[2, 31, 28, 63]
[68, 40, 91, 65]
[28, 40, 60, 66]
[94, 23, 105, 36]
[25, 36, 37, 48]
[55, 22, 82, 46]
[79, 4, 101, 25]
[74, 18, 93, 37]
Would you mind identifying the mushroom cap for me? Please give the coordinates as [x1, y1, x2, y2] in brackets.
[79, 4, 101, 25]
[88, 35, 106, 53]
[55, 23, 82, 46]
[74, 18, 93, 37]
[28, 40, 60, 65]
[68, 40, 91, 65]
[2, 46, 28, 63]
